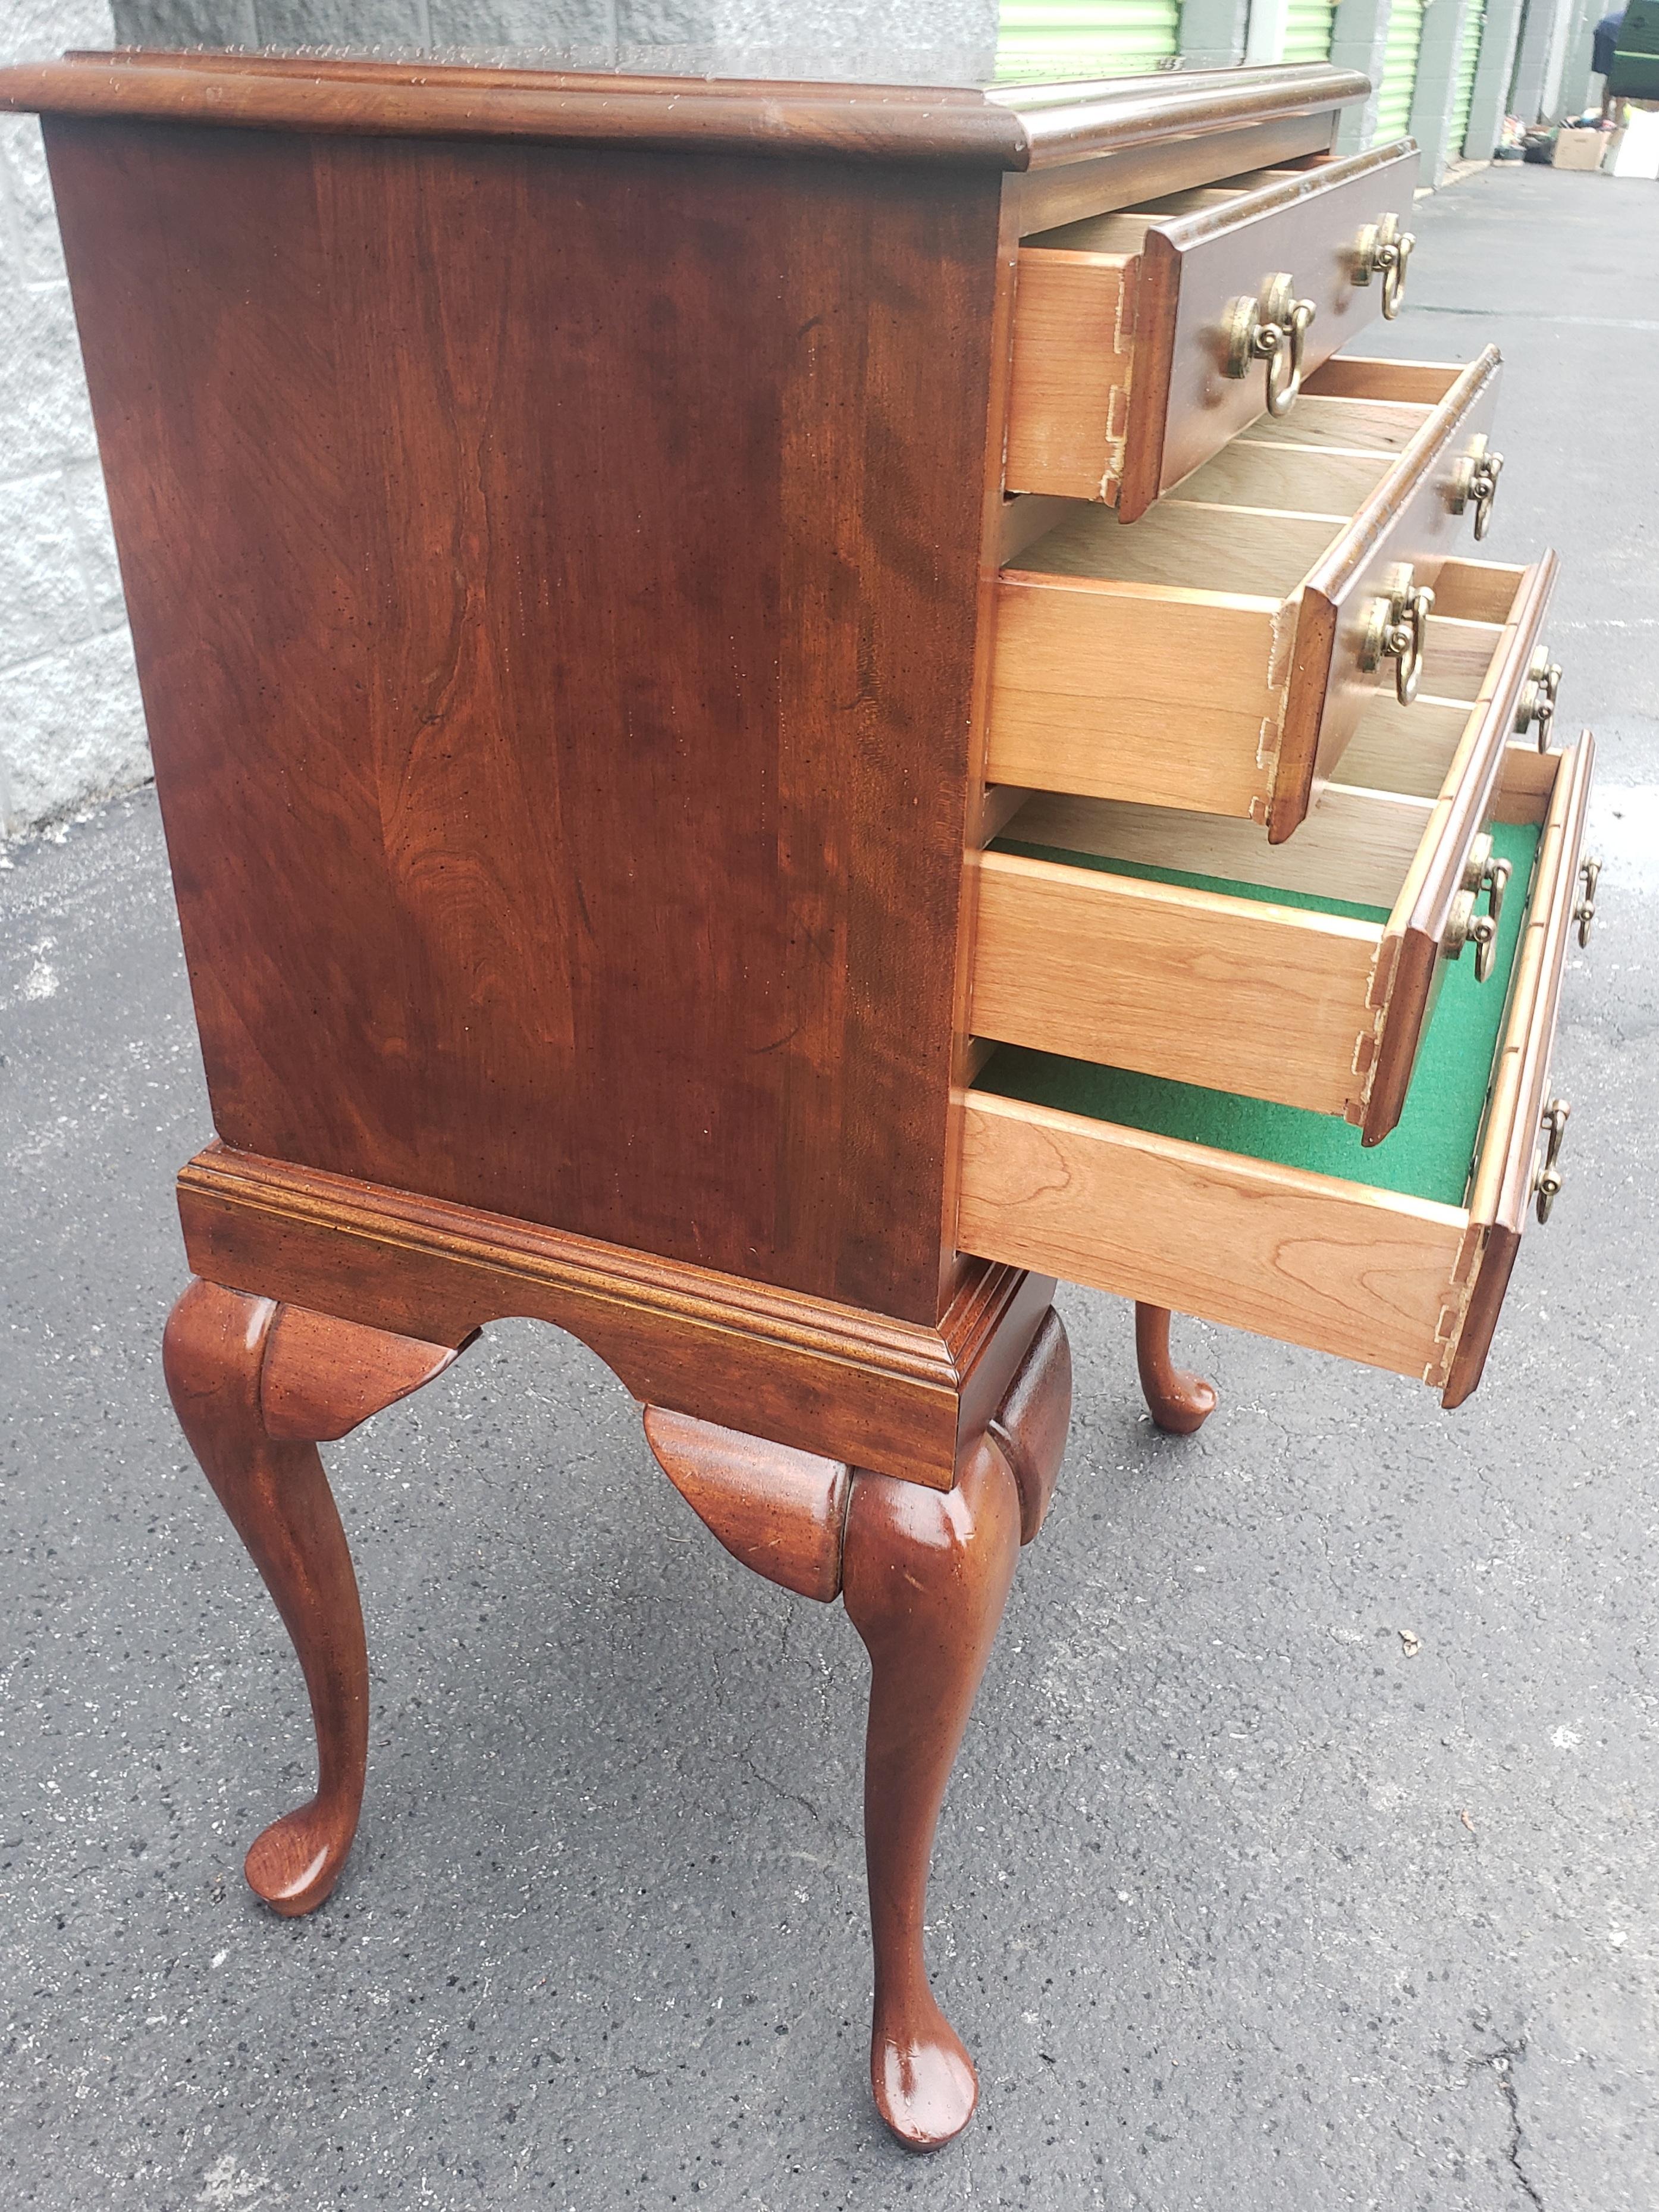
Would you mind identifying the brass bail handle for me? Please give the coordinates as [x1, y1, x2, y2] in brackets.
[1445, 832, 1512, 982]
[1575, 855, 1601, 946]
[1223, 274, 1316, 418]
[1362, 563, 1435, 706]
[1534, 1098, 1571, 1223]
[1452, 433, 1505, 540]
[1354, 212, 1415, 317]
[1513, 645, 1562, 749]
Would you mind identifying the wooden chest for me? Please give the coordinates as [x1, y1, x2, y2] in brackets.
[0, 49, 1594, 2150]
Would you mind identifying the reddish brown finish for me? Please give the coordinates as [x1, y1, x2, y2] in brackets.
[643, 1408, 851, 1600]
[987, 1306, 1073, 1541]
[843, 1437, 1024, 2151]
[0, 53, 1366, 169]
[176, 1143, 1052, 1493]
[640, 1309, 1062, 2142]
[1441, 1228, 1521, 1413]
[1119, 139, 1420, 521]
[1134, 1303, 1218, 1434]
[44, 113, 999, 1325]
[261, 1304, 463, 1442]
[163, 1279, 459, 1915]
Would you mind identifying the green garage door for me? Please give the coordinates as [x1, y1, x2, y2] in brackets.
[1450, 3, 1486, 156]
[996, 0, 1181, 79]
[1282, 0, 1338, 65]
[1375, 0, 1428, 142]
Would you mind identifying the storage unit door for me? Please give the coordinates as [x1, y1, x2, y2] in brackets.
[1450, 2, 1485, 155]
[995, 0, 1181, 78]
[1375, 0, 1428, 143]
[1282, 0, 1338, 64]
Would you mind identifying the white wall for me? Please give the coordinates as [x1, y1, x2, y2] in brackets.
[1, 3, 149, 841]
[1, 1, 1000, 842]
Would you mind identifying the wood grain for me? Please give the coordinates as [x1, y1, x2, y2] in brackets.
[987, 572, 1285, 816]
[987, 590, 1284, 816]
[1362, 553, 1558, 1141]
[1005, 784, 1433, 910]
[1242, 393, 1432, 453]
[955, 1088, 1467, 1383]
[1415, 616, 1507, 702]
[843, 1437, 1024, 2151]
[1008, 114, 1340, 234]
[642, 1408, 852, 1602]
[261, 1304, 462, 1442]
[163, 1279, 460, 1916]
[969, 848, 1379, 1116]
[176, 1143, 1054, 1493]
[46, 115, 1001, 1324]
[1003, 249, 1136, 500]
[1303, 356, 1466, 403]
[1122, 139, 1420, 518]
[1432, 558, 1531, 626]
[1012, 496, 1331, 594]
[1, 53, 1366, 169]
[1447, 735, 1594, 1403]
[1332, 697, 1473, 798]
[1271, 349, 1505, 839]
[1168, 439, 1388, 513]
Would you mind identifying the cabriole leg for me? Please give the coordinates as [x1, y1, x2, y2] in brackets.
[842, 1437, 1023, 2151]
[646, 1309, 1071, 2151]
[1134, 1301, 1217, 1434]
[162, 1279, 458, 1915]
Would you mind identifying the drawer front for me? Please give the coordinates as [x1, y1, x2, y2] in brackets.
[1355, 549, 1558, 1141]
[990, 352, 1506, 837]
[1442, 732, 1597, 1404]
[1124, 141, 1422, 519]
[1272, 351, 1504, 836]
[956, 738, 1594, 1405]
[1005, 140, 1420, 511]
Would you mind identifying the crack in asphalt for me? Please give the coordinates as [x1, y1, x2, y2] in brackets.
[1470, 2038, 1545, 2211]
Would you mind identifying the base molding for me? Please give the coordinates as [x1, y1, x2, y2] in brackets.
[178, 1143, 1053, 1489]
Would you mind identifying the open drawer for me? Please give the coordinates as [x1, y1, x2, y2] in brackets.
[972, 554, 1560, 1144]
[1006, 139, 1420, 515]
[955, 735, 1597, 1408]
[990, 352, 1506, 842]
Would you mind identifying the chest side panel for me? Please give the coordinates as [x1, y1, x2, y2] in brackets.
[49, 119, 1002, 1323]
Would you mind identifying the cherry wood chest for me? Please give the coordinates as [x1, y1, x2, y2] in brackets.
[0, 49, 1594, 2148]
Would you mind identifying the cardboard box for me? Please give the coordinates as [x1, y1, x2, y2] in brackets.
[1554, 125, 1610, 170]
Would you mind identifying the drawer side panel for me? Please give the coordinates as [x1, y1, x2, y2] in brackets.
[956, 1091, 1463, 1379]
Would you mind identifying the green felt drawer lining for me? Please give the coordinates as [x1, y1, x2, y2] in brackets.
[974, 819, 1541, 1210]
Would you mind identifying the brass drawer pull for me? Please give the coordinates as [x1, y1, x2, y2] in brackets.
[1534, 1098, 1571, 1223]
[1361, 562, 1435, 705]
[1450, 433, 1504, 540]
[1513, 645, 1561, 747]
[1353, 212, 1415, 317]
[1444, 832, 1511, 982]
[1575, 855, 1601, 945]
[1222, 273, 1316, 419]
